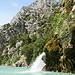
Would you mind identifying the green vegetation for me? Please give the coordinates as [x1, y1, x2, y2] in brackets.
[0, 0, 75, 73]
[21, 44, 33, 65]
[43, 36, 62, 71]
[1, 57, 9, 64]
[12, 56, 21, 63]
[23, 14, 32, 21]
[31, 34, 37, 42]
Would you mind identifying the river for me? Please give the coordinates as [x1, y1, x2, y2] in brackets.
[0, 66, 74, 75]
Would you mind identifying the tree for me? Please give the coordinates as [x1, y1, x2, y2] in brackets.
[31, 34, 37, 42]
[21, 44, 33, 65]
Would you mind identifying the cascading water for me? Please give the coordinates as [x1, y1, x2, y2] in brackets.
[30, 52, 46, 72]
[19, 52, 46, 73]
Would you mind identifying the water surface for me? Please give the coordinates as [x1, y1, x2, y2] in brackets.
[0, 66, 74, 75]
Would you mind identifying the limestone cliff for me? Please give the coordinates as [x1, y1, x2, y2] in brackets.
[0, 0, 58, 67]
[0, 0, 75, 73]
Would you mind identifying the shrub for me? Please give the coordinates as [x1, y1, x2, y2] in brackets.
[21, 44, 33, 65]
[1, 57, 9, 64]
[12, 56, 21, 63]
[31, 34, 37, 42]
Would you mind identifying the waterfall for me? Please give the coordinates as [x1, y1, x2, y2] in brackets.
[30, 52, 46, 72]
[18, 52, 46, 73]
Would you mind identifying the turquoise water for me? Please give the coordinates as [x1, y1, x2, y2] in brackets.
[0, 66, 74, 75]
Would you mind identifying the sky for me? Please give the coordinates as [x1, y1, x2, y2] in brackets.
[0, 0, 59, 26]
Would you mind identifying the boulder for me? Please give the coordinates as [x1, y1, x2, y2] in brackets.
[2, 49, 7, 56]
[8, 47, 16, 55]
[15, 55, 28, 67]
[16, 41, 23, 48]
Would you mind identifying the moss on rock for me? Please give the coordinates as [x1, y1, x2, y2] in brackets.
[43, 35, 62, 71]
[64, 26, 75, 73]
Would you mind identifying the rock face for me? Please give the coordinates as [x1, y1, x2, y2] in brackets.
[28, 0, 57, 9]
[14, 55, 28, 67]
[16, 41, 23, 48]
[43, 26, 75, 73]
[10, 6, 27, 25]
[10, 0, 57, 25]
[61, 0, 74, 14]
[0, 0, 75, 74]
[0, 0, 57, 67]
[2, 49, 7, 56]
[43, 36, 62, 71]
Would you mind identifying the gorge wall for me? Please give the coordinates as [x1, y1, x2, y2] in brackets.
[0, 0, 75, 73]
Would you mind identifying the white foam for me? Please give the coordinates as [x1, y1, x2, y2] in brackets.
[30, 52, 46, 72]
[18, 52, 46, 73]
